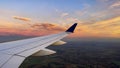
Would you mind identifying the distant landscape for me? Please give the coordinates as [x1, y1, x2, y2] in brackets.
[0, 36, 120, 68]
[0, 0, 120, 68]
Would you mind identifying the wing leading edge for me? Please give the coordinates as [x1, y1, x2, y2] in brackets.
[0, 23, 77, 68]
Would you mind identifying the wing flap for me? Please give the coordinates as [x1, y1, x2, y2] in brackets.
[32, 48, 56, 56]
[51, 40, 66, 46]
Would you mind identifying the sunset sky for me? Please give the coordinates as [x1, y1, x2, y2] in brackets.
[0, 0, 120, 38]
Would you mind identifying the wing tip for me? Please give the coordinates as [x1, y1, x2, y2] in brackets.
[66, 23, 77, 33]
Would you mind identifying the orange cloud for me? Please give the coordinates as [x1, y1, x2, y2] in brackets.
[31, 23, 66, 32]
[70, 16, 120, 38]
[0, 20, 66, 36]
[13, 16, 31, 22]
[0, 16, 120, 38]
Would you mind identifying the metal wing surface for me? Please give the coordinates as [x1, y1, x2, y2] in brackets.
[0, 23, 77, 68]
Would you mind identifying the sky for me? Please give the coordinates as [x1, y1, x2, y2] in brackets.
[0, 0, 120, 38]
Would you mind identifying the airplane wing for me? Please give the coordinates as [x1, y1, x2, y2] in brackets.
[0, 23, 77, 68]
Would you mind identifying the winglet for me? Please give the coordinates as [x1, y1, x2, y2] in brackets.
[66, 23, 77, 33]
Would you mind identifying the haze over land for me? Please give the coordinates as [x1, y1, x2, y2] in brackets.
[20, 38, 120, 68]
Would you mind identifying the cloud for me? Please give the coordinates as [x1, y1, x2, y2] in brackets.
[55, 9, 59, 12]
[1, 16, 120, 38]
[61, 13, 69, 17]
[73, 16, 120, 38]
[66, 17, 80, 23]
[110, 1, 120, 8]
[0, 19, 66, 36]
[76, 11, 87, 17]
[31, 23, 66, 32]
[13, 16, 31, 21]
[75, 4, 90, 16]
[87, 10, 109, 22]
[97, 0, 110, 2]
